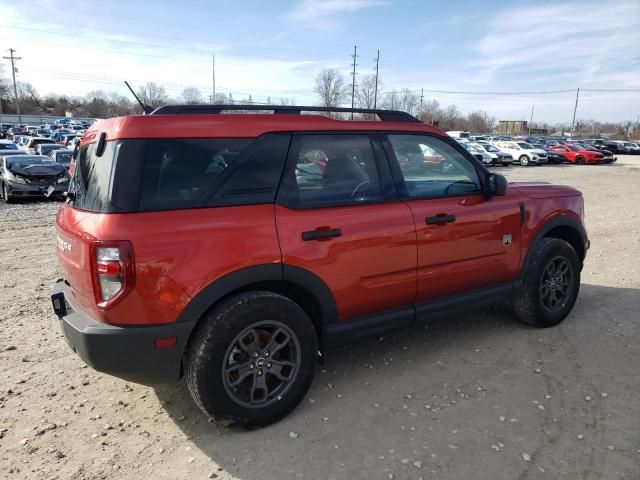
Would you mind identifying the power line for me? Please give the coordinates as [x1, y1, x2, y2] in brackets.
[581, 88, 640, 92]
[350, 46, 359, 118]
[2, 48, 22, 123]
[4, 25, 335, 64]
[570, 88, 580, 137]
[0, 13, 345, 57]
[381, 88, 578, 95]
[373, 50, 380, 110]
[0, 35, 335, 76]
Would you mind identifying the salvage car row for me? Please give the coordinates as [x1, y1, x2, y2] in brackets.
[447, 132, 632, 167]
[0, 128, 75, 203]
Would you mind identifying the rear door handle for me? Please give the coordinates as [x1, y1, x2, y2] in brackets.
[301, 228, 342, 241]
[426, 214, 456, 225]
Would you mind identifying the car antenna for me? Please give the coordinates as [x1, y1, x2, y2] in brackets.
[124, 81, 153, 114]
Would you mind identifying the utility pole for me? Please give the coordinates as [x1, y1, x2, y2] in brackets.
[212, 55, 216, 104]
[420, 88, 424, 114]
[528, 105, 534, 135]
[3, 49, 21, 123]
[373, 49, 380, 110]
[350, 45, 358, 119]
[570, 88, 580, 138]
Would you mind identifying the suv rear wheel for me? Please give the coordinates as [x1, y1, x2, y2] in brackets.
[513, 238, 580, 327]
[519, 155, 530, 166]
[186, 291, 317, 428]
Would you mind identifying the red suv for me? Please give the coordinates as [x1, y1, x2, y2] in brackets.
[52, 105, 589, 428]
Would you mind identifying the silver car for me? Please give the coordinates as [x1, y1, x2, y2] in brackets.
[1, 154, 69, 203]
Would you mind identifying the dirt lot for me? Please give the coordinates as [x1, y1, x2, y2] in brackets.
[1, 156, 639, 480]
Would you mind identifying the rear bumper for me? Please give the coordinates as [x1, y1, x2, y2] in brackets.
[51, 279, 196, 383]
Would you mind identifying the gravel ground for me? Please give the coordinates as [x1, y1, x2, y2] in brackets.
[1, 156, 639, 480]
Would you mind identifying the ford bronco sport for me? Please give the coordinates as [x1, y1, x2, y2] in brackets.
[52, 105, 588, 428]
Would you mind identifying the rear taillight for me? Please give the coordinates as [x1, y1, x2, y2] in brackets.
[90, 241, 135, 308]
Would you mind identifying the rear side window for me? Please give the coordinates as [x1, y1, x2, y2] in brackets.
[137, 135, 289, 211]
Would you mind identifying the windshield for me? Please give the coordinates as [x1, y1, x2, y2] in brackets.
[6, 156, 56, 168]
[568, 145, 581, 151]
[31, 138, 54, 145]
[517, 143, 533, 150]
[484, 145, 499, 152]
[466, 145, 481, 153]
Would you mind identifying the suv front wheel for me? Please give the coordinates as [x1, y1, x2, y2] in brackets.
[186, 291, 317, 428]
[513, 238, 581, 327]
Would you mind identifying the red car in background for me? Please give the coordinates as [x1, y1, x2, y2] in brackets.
[548, 145, 605, 164]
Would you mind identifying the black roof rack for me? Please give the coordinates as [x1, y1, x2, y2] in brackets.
[149, 104, 421, 123]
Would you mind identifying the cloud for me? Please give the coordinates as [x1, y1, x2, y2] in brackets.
[473, 1, 640, 88]
[288, 0, 387, 25]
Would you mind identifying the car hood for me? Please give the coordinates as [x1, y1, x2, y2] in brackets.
[10, 164, 66, 177]
[511, 182, 582, 199]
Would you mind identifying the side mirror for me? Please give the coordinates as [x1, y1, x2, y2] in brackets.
[487, 173, 507, 196]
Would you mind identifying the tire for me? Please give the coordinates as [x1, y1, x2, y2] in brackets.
[186, 291, 317, 429]
[518, 155, 530, 166]
[513, 238, 581, 327]
[576, 156, 585, 165]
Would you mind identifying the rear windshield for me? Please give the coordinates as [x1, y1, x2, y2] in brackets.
[71, 142, 118, 212]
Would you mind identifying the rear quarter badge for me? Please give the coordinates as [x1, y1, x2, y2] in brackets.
[503, 234, 512, 247]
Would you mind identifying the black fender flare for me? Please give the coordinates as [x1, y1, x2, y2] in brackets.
[176, 263, 338, 327]
[518, 215, 588, 280]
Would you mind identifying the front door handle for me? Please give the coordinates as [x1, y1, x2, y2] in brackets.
[301, 228, 342, 241]
[426, 214, 456, 225]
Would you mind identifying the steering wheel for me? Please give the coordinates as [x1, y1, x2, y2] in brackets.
[444, 180, 469, 196]
[351, 180, 371, 199]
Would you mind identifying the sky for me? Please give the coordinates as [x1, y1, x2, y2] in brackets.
[1, 0, 639, 123]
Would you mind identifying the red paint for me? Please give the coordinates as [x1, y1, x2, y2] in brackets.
[406, 191, 523, 301]
[56, 113, 587, 330]
[548, 145, 605, 164]
[275, 203, 417, 320]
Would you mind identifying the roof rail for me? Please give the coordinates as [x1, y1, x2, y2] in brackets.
[149, 104, 421, 123]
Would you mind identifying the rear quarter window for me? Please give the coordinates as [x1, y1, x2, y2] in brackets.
[137, 134, 290, 211]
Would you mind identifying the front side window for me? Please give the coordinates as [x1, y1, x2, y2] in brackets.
[284, 134, 382, 208]
[387, 134, 481, 199]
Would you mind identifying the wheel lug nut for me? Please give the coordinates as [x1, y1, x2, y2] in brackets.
[257, 370, 263, 376]
[264, 351, 270, 357]
[253, 352, 259, 358]
[249, 364, 254, 370]
[267, 363, 272, 368]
